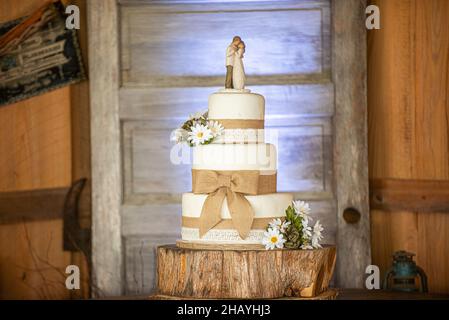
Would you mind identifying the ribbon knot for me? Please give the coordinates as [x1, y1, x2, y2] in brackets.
[217, 175, 231, 188]
[192, 170, 261, 239]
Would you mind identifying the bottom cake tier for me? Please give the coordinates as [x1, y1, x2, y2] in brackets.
[181, 192, 293, 244]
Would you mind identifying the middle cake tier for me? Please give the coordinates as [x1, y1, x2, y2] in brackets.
[192, 143, 277, 173]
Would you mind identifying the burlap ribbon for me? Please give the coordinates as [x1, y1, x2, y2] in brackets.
[209, 119, 264, 129]
[192, 170, 275, 239]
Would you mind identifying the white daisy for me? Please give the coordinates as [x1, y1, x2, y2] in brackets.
[293, 200, 312, 226]
[208, 120, 224, 137]
[268, 218, 291, 233]
[188, 124, 213, 146]
[189, 111, 206, 120]
[301, 243, 314, 250]
[303, 224, 312, 238]
[262, 228, 286, 250]
[280, 220, 291, 233]
[268, 218, 282, 230]
[293, 200, 311, 216]
[311, 220, 324, 248]
[170, 128, 188, 143]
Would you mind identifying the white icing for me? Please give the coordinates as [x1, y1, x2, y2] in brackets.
[192, 143, 277, 171]
[182, 192, 293, 218]
[208, 92, 265, 120]
[182, 227, 265, 243]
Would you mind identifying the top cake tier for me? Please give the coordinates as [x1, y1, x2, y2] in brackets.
[208, 91, 265, 144]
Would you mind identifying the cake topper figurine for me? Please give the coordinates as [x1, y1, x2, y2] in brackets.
[225, 36, 246, 90]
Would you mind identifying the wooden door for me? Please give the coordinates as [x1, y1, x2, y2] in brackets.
[89, 0, 370, 296]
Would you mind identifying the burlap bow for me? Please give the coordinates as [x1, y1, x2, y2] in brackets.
[192, 170, 260, 239]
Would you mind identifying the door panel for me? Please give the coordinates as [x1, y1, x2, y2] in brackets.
[118, 0, 334, 294]
[90, 0, 370, 295]
[120, 1, 330, 86]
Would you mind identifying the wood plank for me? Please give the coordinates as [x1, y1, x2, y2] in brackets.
[119, 84, 335, 121]
[120, 1, 331, 86]
[370, 179, 449, 212]
[88, 0, 123, 297]
[367, 0, 419, 290]
[124, 235, 178, 295]
[70, 0, 90, 300]
[70, 0, 91, 228]
[413, 0, 449, 180]
[413, 0, 449, 294]
[370, 209, 418, 285]
[0, 187, 68, 223]
[417, 212, 449, 293]
[0, 0, 73, 300]
[332, 0, 371, 288]
[121, 204, 181, 237]
[368, 0, 449, 294]
[0, 87, 72, 191]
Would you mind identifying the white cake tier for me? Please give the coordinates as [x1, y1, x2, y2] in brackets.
[209, 91, 265, 144]
[208, 91, 265, 120]
[192, 143, 277, 172]
[181, 192, 293, 243]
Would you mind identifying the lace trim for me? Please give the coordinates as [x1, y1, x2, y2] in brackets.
[181, 227, 264, 243]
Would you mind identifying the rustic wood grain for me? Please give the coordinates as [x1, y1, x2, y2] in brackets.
[88, 0, 123, 297]
[0, 186, 67, 223]
[120, 1, 331, 87]
[150, 288, 338, 300]
[370, 178, 449, 212]
[0, 0, 74, 299]
[69, 0, 91, 300]
[119, 84, 335, 120]
[156, 245, 336, 299]
[368, 0, 449, 293]
[332, 0, 371, 288]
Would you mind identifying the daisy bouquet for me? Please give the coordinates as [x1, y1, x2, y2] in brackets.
[171, 111, 224, 147]
[262, 200, 324, 250]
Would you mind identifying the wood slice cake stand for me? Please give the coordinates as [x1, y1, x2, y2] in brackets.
[153, 243, 337, 300]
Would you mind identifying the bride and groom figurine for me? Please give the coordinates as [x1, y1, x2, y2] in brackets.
[225, 36, 246, 90]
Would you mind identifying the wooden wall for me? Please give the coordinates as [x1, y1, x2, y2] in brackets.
[0, 0, 89, 299]
[368, 0, 449, 293]
[1, 0, 448, 297]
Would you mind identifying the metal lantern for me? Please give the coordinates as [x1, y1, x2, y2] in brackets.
[383, 250, 428, 292]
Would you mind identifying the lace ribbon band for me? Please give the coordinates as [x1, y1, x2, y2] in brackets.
[182, 216, 281, 230]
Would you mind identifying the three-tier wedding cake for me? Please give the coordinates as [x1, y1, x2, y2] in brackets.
[171, 36, 323, 250]
[180, 90, 293, 246]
